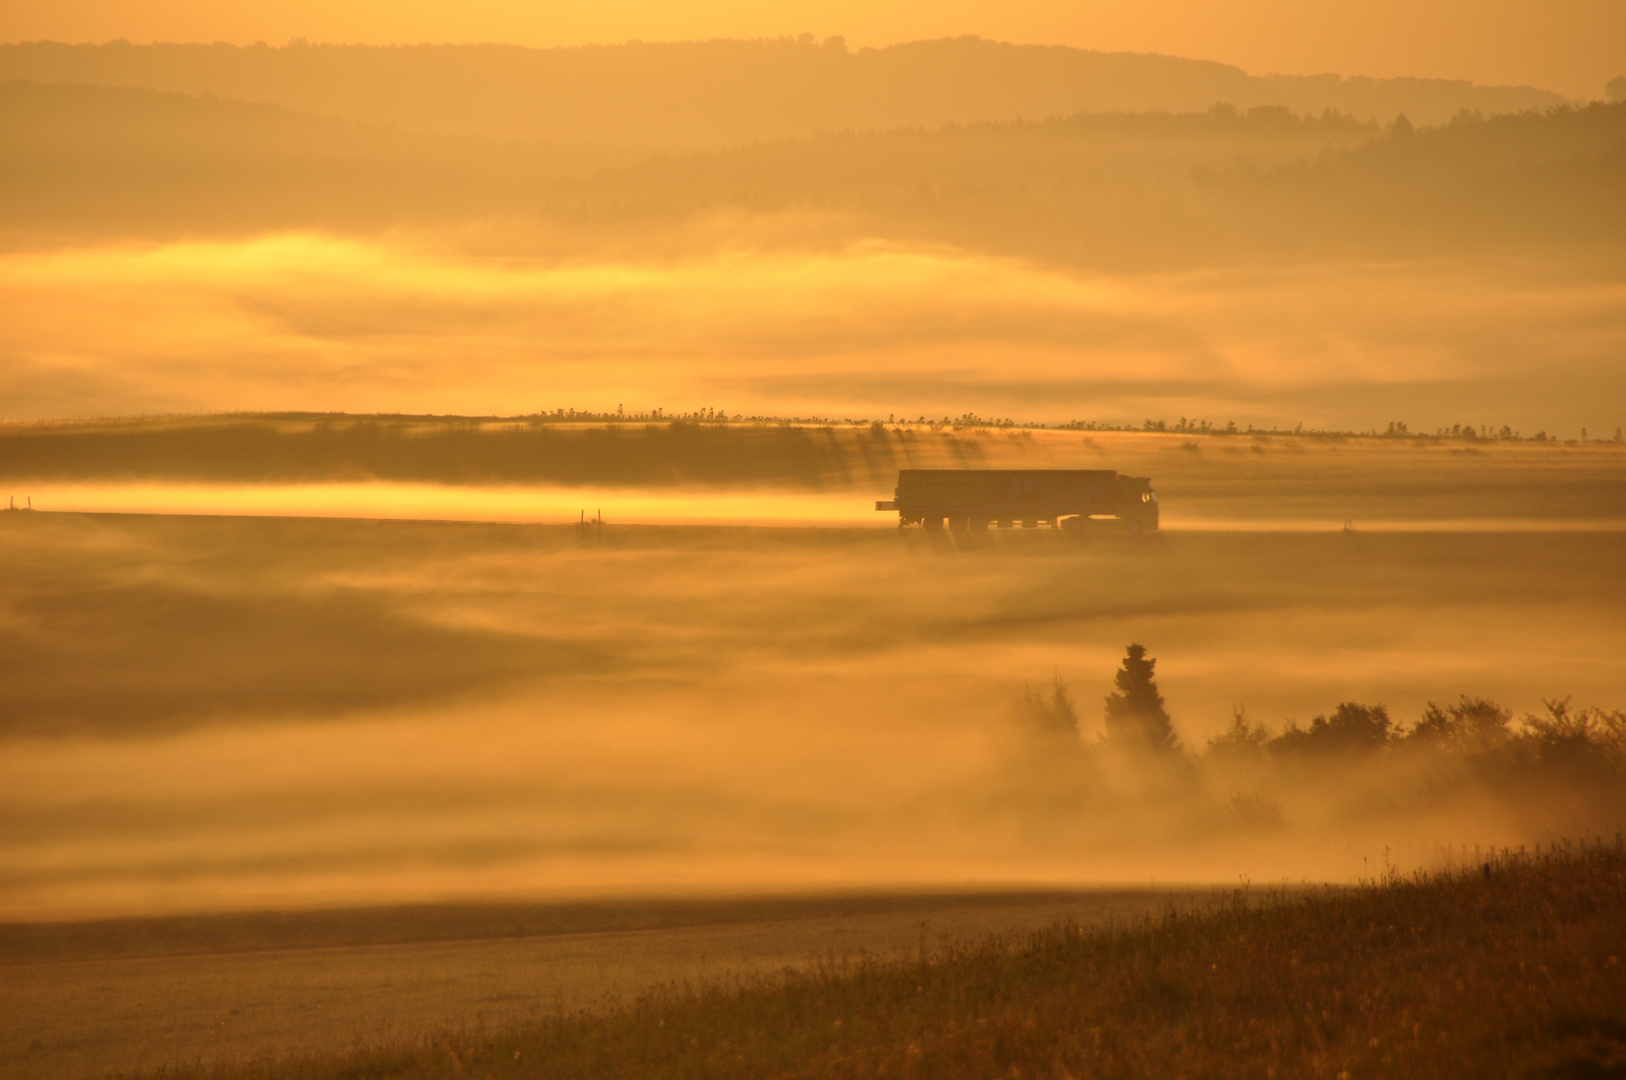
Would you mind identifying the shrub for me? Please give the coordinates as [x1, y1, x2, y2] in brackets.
[1409, 695, 1512, 754]
[1270, 701, 1393, 758]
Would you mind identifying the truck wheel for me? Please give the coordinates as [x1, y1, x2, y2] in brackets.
[970, 519, 990, 531]
[924, 517, 944, 531]
[1125, 519, 1142, 534]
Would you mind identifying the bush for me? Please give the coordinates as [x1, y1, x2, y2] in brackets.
[1409, 695, 1512, 754]
[1270, 701, 1393, 758]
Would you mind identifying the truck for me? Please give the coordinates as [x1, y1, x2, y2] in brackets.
[875, 469, 1158, 531]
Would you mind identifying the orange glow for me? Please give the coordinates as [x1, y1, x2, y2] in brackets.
[1, 10, 1623, 1074]
[3, 235, 1623, 432]
[12, 480, 1625, 533]
[17, 481, 887, 527]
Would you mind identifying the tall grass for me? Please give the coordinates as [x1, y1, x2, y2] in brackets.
[135, 844, 1626, 1079]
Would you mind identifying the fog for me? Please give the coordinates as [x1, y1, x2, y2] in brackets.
[3, 458, 1623, 917]
[1, 26, 1623, 940]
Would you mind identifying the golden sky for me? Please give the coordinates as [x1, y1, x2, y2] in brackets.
[2, 0, 1621, 100]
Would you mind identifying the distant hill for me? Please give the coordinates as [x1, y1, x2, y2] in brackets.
[0, 81, 590, 236]
[0, 37, 1570, 151]
[4, 80, 1621, 267]
[570, 103, 1626, 266]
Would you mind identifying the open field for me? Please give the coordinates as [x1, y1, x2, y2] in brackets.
[0, 889, 1205, 1080]
[26, 843, 1624, 1080]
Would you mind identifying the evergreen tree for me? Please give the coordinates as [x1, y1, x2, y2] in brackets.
[1103, 643, 1180, 754]
[1021, 672, 1080, 740]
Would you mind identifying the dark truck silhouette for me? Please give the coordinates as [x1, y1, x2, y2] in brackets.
[876, 469, 1158, 531]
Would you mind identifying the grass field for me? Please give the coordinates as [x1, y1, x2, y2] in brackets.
[0, 889, 1218, 1080]
[58, 843, 1626, 1080]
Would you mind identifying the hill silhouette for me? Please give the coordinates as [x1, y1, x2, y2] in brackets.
[5, 79, 1620, 267]
[569, 103, 1626, 265]
[0, 81, 592, 236]
[0, 37, 1569, 151]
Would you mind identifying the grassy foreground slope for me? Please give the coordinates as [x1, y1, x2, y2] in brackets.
[150, 848, 1626, 1079]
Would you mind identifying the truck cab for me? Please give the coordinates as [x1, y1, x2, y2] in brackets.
[1115, 475, 1159, 532]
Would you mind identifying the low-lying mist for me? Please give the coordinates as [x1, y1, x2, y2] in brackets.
[2, 509, 1621, 918]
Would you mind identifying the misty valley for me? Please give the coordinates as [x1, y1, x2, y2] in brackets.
[2, 445, 1624, 1074]
[1, 25, 1624, 1080]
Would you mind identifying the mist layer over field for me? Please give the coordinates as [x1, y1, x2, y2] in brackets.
[3, 443, 1623, 919]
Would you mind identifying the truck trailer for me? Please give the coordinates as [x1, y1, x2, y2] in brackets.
[876, 469, 1158, 531]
